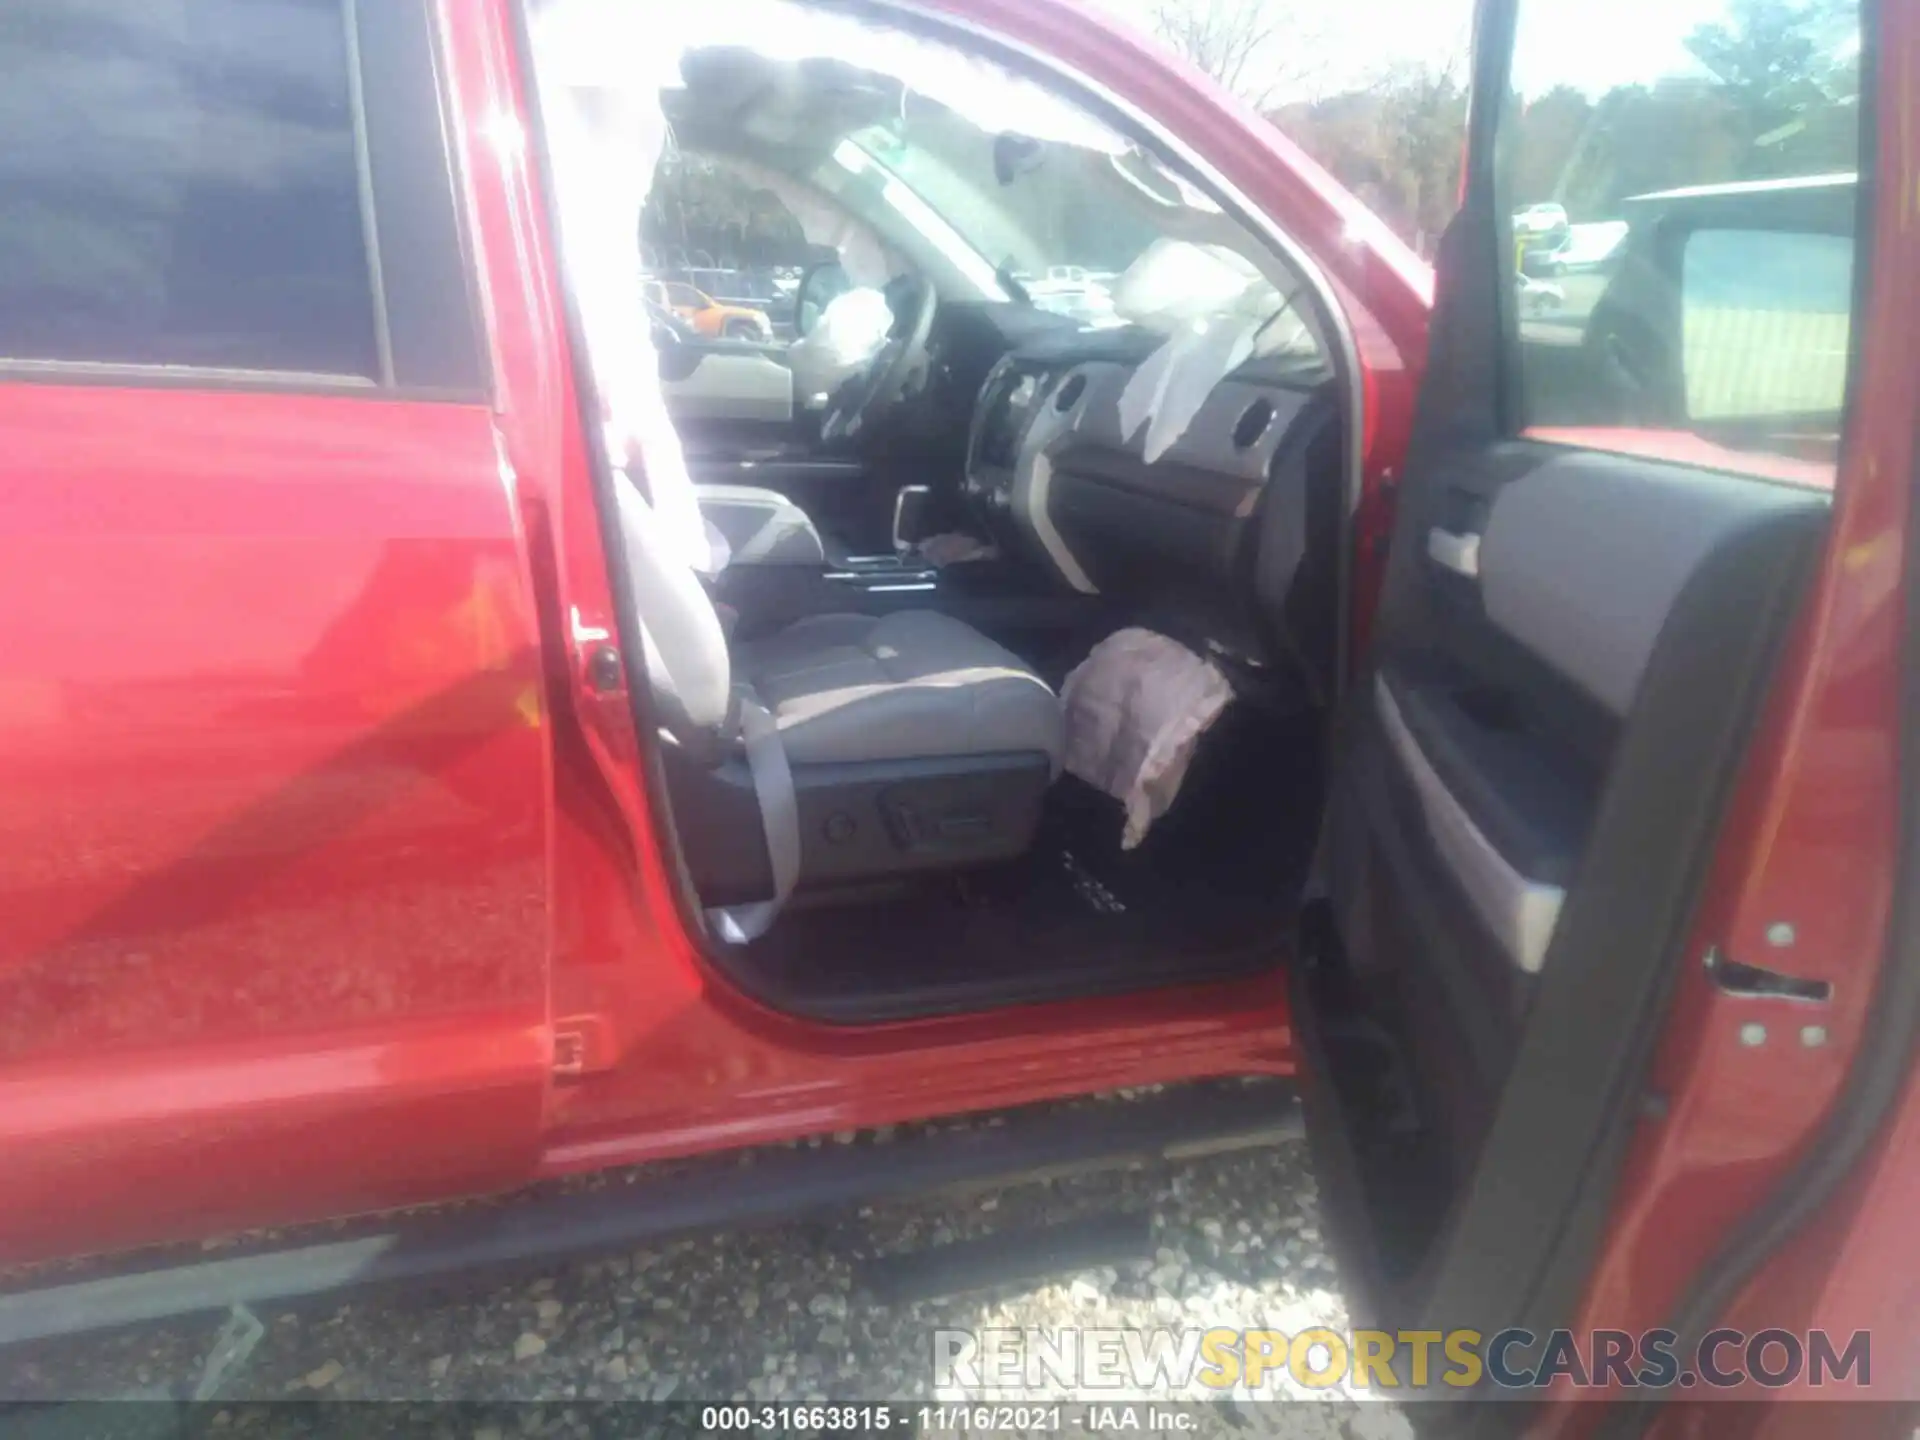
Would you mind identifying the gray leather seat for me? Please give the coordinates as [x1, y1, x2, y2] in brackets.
[695, 483, 828, 567]
[735, 611, 1065, 768]
[614, 476, 1062, 932]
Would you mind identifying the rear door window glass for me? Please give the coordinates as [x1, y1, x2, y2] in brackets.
[1498, 0, 1863, 483]
[1682, 227, 1851, 423]
[0, 0, 379, 378]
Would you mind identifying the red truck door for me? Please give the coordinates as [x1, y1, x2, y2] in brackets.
[0, 0, 553, 1261]
[1300, 0, 1920, 1397]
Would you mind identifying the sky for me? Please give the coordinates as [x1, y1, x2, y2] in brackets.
[1076, 0, 1768, 102]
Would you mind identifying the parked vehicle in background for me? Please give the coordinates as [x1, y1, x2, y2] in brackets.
[643, 277, 774, 340]
[1518, 271, 1564, 316]
[1553, 218, 1629, 274]
[643, 292, 695, 347]
[1023, 265, 1121, 328]
[1513, 199, 1569, 239]
[674, 268, 798, 338]
[1513, 199, 1572, 274]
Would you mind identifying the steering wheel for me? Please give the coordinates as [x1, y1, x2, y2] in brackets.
[820, 275, 938, 444]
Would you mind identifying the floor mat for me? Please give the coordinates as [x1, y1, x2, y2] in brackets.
[735, 704, 1323, 1021]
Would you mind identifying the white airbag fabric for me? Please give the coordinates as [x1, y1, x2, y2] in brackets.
[1116, 318, 1261, 464]
[612, 479, 733, 734]
[1061, 629, 1233, 849]
[531, 2, 718, 576]
[789, 289, 896, 407]
[1110, 242, 1282, 463]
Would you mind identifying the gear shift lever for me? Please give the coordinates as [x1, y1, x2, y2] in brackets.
[892, 485, 932, 558]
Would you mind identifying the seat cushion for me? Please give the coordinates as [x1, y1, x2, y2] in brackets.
[734, 611, 1064, 768]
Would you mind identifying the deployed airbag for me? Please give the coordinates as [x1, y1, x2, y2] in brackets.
[1061, 629, 1234, 848]
[1111, 242, 1297, 463]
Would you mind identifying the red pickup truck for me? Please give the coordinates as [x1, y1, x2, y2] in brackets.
[2, 0, 1914, 1425]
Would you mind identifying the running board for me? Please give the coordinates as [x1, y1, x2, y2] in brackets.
[0, 1081, 1300, 1348]
[857, 1211, 1154, 1305]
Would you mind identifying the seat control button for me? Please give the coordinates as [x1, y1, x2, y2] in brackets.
[880, 801, 919, 851]
[937, 810, 991, 839]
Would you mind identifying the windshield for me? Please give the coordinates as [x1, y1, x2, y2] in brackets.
[850, 116, 1148, 286]
[839, 110, 1320, 356]
[653, 1, 1322, 354]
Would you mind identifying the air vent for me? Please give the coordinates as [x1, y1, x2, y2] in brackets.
[1233, 398, 1276, 450]
[1054, 373, 1087, 412]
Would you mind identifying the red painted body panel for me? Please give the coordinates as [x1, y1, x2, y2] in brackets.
[0, 387, 554, 1260]
[1524, 426, 1839, 490]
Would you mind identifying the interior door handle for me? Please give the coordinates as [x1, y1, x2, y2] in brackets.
[1427, 527, 1482, 579]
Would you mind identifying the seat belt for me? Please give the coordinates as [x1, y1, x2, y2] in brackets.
[608, 479, 796, 944]
[705, 694, 801, 944]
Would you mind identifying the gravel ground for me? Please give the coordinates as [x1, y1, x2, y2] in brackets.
[1, 1090, 1410, 1439]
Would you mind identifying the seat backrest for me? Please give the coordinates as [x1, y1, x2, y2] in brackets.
[614, 474, 732, 739]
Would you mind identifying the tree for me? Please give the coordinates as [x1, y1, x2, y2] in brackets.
[1686, 0, 1857, 117]
[1147, 0, 1326, 108]
[1514, 0, 1861, 216]
[1272, 63, 1468, 253]
[1482, 0, 1857, 224]
[643, 157, 808, 268]
[1506, 86, 1591, 208]
[1684, 0, 1860, 173]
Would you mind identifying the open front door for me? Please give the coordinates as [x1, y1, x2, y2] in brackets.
[1302, 0, 1889, 1363]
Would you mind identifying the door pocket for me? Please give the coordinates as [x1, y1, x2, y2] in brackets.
[1374, 676, 1572, 973]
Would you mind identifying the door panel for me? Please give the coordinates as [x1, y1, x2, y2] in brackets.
[1473, 456, 1818, 716]
[661, 346, 796, 427]
[661, 344, 901, 558]
[0, 388, 553, 1263]
[1318, 440, 1830, 1318]
[1362, 448, 1828, 969]
[1304, 0, 1860, 1343]
[683, 454, 898, 558]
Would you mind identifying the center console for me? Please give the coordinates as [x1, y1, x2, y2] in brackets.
[820, 484, 939, 594]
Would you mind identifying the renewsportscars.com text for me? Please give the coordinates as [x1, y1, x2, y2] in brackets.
[932, 1326, 1873, 1393]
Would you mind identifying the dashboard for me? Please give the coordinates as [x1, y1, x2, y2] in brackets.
[963, 324, 1342, 682]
